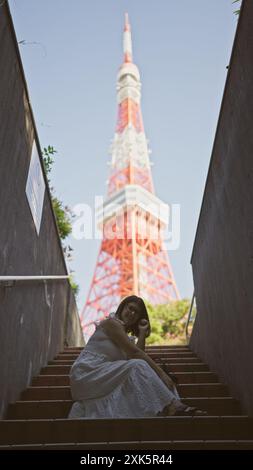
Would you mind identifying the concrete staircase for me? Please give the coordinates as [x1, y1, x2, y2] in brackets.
[1, 345, 253, 449]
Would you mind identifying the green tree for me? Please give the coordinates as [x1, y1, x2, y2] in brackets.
[145, 299, 196, 346]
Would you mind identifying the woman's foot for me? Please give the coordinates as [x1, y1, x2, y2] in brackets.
[157, 403, 207, 417]
[174, 405, 207, 416]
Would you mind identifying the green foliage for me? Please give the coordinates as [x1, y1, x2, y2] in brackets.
[42, 145, 57, 180]
[232, 0, 241, 16]
[42, 145, 79, 296]
[69, 275, 80, 296]
[52, 197, 72, 240]
[42, 146, 72, 240]
[145, 299, 196, 346]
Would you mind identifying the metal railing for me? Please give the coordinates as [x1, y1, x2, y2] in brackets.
[0, 275, 69, 286]
[185, 290, 196, 342]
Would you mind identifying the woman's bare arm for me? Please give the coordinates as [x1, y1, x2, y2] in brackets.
[136, 319, 149, 351]
[101, 319, 175, 390]
[136, 330, 146, 351]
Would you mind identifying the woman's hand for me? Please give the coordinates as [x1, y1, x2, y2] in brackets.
[138, 319, 150, 338]
[136, 319, 149, 351]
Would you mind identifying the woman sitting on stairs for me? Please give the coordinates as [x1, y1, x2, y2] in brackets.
[68, 295, 207, 419]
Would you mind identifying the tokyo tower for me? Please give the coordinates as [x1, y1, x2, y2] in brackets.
[81, 13, 179, 341]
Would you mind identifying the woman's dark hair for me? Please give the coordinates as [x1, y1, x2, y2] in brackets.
[115, 295, 151, 337]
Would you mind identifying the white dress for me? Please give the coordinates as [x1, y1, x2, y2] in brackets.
[68, 314, 180, 419]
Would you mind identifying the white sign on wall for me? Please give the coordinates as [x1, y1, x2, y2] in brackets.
[25, 140, 45, 235]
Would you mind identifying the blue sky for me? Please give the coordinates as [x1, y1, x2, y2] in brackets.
[9, 0, 238, 308]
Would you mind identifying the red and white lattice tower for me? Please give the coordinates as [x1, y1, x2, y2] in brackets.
[81, 13, 180, 341]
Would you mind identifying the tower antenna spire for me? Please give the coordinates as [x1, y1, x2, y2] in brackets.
[123, 12, 132, 63]
[125, 12, 129, 28]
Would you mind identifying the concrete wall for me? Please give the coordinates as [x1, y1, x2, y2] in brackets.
[0, 3, 84, 418]
[190, 0, 253, 415]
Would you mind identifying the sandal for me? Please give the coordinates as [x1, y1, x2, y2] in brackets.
[174, 406, 207, 416]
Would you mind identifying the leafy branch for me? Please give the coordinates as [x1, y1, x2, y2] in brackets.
[232, 0, 241, 16]
[42, 145, 79, 296]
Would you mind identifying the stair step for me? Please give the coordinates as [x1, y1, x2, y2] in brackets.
[4, 341, 251, 449]
[40, 363, 209, 375]
[1, 440, 253, 450]
[182, 397, 241, 415]
[1, 417, 252, 445]
[41, 365, 72, 375]
[48, 360, 78, 366]
[7, 400, 72, 419]
[61, 346, 190, 354]
[174, 372, 219, 384]
[32, 371, 219, 387]
[179, 383, 229, 397]
[152, 356, 201, 362]
[156, 363, 209, 371]
[146, 346, 190, 349]
[7, 397, 241, 420]
[56, 352, 197, 361]
[20, 383, 229, 401]
[65, 345, 190, 348]
[49, 357, 200, 366]
[21, 386, 72, 400]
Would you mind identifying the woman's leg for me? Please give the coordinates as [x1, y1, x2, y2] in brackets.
[126, 359, 185, 416]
